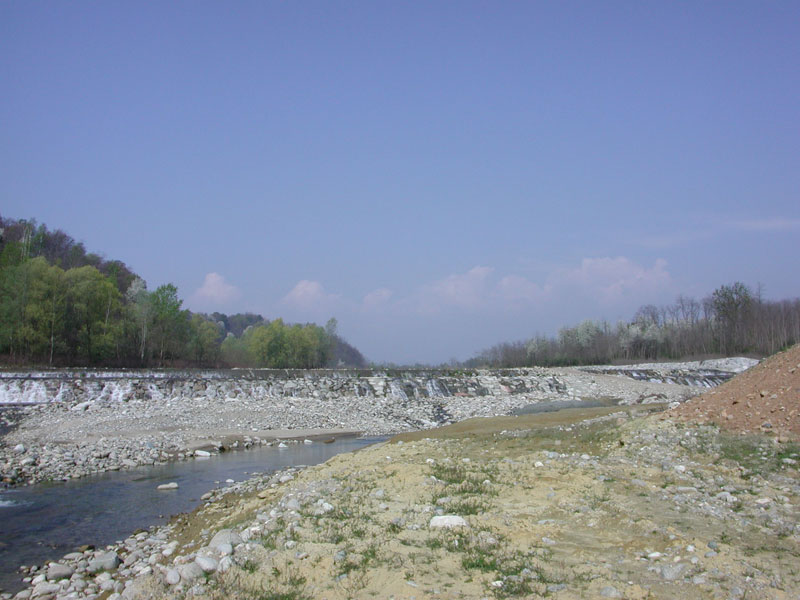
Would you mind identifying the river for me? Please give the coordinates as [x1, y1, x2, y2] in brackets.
[0, 435, 386, 594]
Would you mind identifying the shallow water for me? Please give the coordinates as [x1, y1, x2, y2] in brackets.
[0, 435, 385, 593]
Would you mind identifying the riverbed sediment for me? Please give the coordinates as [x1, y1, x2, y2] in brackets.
[10, 407, 799, 600]
[0, 362, 745, 488]
[5, 356, 800, 600]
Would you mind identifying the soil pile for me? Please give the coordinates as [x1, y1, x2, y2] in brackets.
[670, 344, 800, 440]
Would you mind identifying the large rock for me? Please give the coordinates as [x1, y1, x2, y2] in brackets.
[209, 529, 243, 549]
[87, 551, 120, 573]
[195, 555, 219, 573]
[429, 515, 469, 529]
[178, 562, 204, 582]
[165, 568, 181, 585]
[46, 562, 74, 581]
[31, 582, 61, 598]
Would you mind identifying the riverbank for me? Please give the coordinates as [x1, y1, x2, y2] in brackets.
[10, 405, 798, 600]
[1, 362, 744, 488]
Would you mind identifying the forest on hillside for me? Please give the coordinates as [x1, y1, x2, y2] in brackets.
[468, 282, 800, 368]
[0, 216, 366, 368]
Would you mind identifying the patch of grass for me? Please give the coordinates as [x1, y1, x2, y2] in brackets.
[241, 559, 259, 573]
[446, 497, 491, 515]
[491, 577, 536, 599]
[431, 462, 471, 484]
[717, 434, 800, 478]
[425, 536, 444, 550]
[211, 567, 312, 600]
[386, 521, 403, 534]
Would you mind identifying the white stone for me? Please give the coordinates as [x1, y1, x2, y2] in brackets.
[46, 563, 74, 581]
[429, 515, 469, 529]
[218, 556, 233, 573]
[195, 555, 218, 573]
[216, 542, 233, 556]
[209, 529, 243, 549]
[165, 569, 180, 585]
[87, 552, 120, 573]
[194, 450, 211, 458]
[157, 482, 179, 490]
[178, 562, 204, 582]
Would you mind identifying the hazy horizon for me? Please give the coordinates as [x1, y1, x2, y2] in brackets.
[3, 2, 798, 363]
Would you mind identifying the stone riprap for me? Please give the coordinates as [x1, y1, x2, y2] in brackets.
[0, 363, 744, 487]
[580, 357, 758, 388]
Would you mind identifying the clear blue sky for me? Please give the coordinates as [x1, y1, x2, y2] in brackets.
[2, 1, 798, 364]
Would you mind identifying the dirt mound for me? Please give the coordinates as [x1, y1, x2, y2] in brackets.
[669, 344, 800, 440]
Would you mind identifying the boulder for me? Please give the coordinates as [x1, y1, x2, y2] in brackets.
[87, 551, 120, 573]
[178, 562, 204, 582]
[429, 515, 469, 529]
[165, 569, 180, 585]
[195, 555, 218, 573]
[46, 562, 74, 581]
[209, 529, 243, 549]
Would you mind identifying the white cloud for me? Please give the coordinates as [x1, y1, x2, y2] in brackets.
[496, 274, 546, 305]
[282, 280, 340, 311]
[363, 287, 393, 309]
[192, 272, 241, 305]
[555, 257, 671, 303]
[379, 258, 670, 317]
[414, 266, 494, 314]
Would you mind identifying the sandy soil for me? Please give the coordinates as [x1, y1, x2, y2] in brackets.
[670, 344, 800, 440]
[114, 406, 799, 600]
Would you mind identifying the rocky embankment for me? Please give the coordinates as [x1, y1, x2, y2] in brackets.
[9, 406, 798, 600]
[0, 364, 741, 488]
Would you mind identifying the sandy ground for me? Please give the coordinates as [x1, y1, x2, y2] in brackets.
[110, 404, 799, 600]
[670, 344, 800, 440]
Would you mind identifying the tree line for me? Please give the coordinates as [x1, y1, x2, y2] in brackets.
[468, 282, 800, 368]
[0, 216, 366, 368]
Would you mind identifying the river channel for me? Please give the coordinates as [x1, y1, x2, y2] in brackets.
[0, 435, 386, 594]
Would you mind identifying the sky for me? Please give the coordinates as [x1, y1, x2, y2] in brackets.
[2, 2, 798, 364]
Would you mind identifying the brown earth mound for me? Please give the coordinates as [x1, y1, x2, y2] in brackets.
[669, 344, 800, 440]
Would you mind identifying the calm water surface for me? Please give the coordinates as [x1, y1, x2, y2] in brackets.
[0, 435, 386, 593]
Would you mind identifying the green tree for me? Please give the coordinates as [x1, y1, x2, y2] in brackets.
[711, 282, 753, 354]
[125, 277, 152, 363]
[22, 258, 66, 364]
[221, 333, 249, 366]
[188, 314, 223, 365]
[150, 283, 189, 365]
[245, 319, 288, 367]
[64, 266, 121, 362]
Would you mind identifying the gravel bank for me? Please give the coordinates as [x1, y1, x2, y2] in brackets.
[8, 409, 798, 600]
[0, 365, 715, 487]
